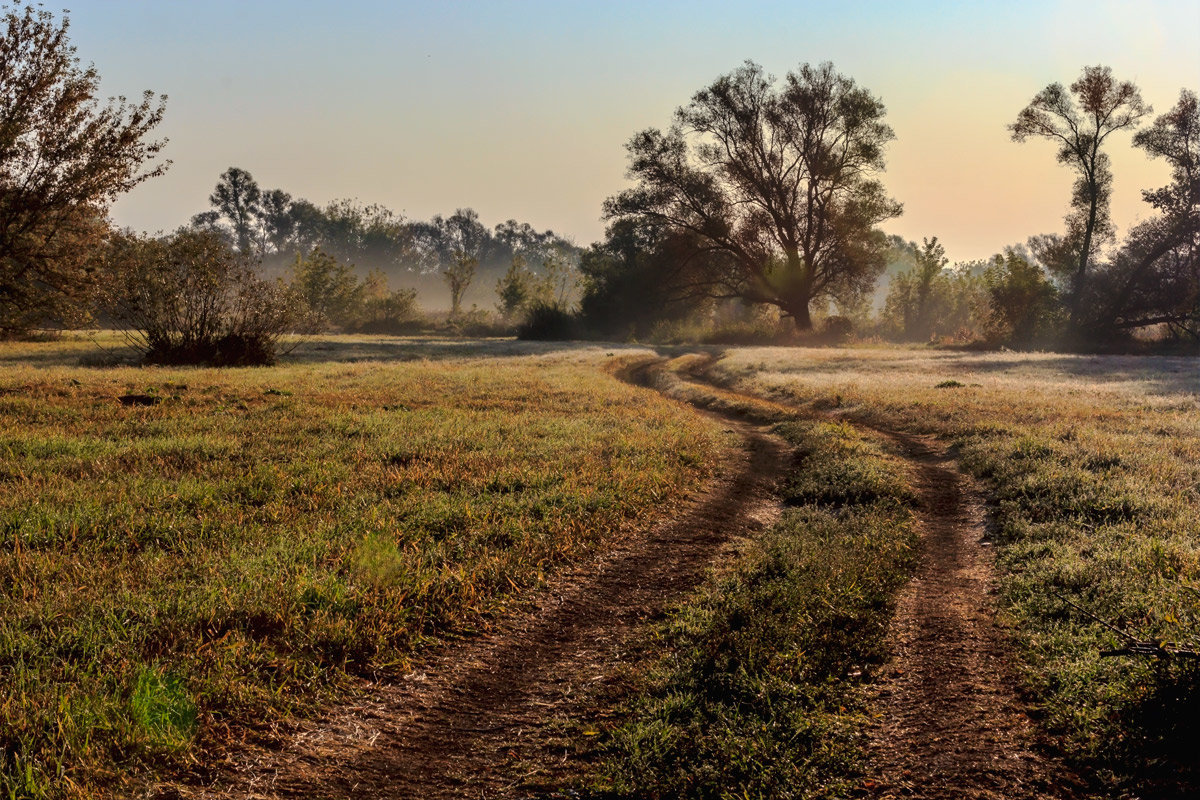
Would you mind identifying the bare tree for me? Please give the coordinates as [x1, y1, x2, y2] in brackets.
[604, 61, 901, 331]
[0, 4, 168, 335]
[1010, 65, 1150, 328]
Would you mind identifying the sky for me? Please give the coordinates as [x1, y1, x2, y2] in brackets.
[65, 0, 1200, 264]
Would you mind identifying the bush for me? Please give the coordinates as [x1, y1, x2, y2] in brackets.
[102, 229, 299, 366]
[982, 251, 1062, 347]
[820, 315, 854, 343]
[346, 271, 422, 334]
[288, 248, 362, 331]
[516, 302, 578, 340]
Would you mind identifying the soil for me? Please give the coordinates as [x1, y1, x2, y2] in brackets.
[148, 355, 1080, 799]
[151, 360, 790, 799]
[857, 429, 1080, 800]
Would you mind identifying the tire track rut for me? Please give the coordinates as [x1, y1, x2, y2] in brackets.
[162, 357, 789, 799]
[670, 364, 1079, 799]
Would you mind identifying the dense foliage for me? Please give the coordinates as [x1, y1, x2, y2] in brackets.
[0, 4, 167, 336]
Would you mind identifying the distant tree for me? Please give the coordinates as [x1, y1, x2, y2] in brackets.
[982, 251, 1060, 346]
[533, 243, 579, 309]
[605, 61, 902, 331]
[0, 4, 168, 336]
[318, 199, 412, 268]
[1010, 66, 1150, 329]
[284, 199, 327, 254]
[209, 167, 262, 255]
[288, 248, 363, 330]
[189, 210, 223, 232]
[496, 253, 533, 320]
[882, 237, 947, 340]
[494, 219, 553, 262]
[882, 250, 988, 344]
[430, 208, 490, 315]
[443, 252, 477, 316]
[257, 188, 295, 254]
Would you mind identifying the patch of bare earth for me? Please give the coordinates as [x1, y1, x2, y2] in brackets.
[149, 406, 789, 799]
[859, 430, 1079, 800]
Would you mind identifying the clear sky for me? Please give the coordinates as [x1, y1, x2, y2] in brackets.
[66, 0, 1200, 263]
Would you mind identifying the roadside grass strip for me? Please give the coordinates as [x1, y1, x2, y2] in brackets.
[585, 418, 918, 799]
[0, 344, 723, 799]
[958, 430, 1200, 794]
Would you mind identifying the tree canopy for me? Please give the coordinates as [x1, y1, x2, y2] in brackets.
[0, 4, 168, 335]
[604, 61, 901, 330]
[1010, 66, 1150, 329]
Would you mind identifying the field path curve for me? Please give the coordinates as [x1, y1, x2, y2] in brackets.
[675, 358, 1080, 800]
[163, 356, 789, 799]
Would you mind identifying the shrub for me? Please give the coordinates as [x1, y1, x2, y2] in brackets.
[288, 248, 362, 331]
[102, 229, 299, 366]
[347, 270, 422, 334]
[516, 302, 578, 340]
[982, 251, 1062, 347]
[820, 314, 854, 343]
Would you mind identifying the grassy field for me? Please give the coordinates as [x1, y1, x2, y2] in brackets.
[0, 335, 726, 798]
[5, 336, 1197, 797]
[709, 346, 1200, 794]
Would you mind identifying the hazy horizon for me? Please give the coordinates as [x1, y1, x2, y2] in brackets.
[69, 0, 1200, 264]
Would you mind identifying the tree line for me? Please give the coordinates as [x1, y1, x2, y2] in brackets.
[189, 165, 583, 319]
[1, 4, 1195, 361]
[581, 61, 1197, 348]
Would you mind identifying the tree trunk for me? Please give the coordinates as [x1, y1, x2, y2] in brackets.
[1070, 166, 1101, 330]
[790, 302, 813, 331]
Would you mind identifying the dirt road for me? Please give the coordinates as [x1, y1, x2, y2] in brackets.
[859, 430, 1076, 799]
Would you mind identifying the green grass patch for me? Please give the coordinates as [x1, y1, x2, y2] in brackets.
[958, 430, 1200, 793]
[579, 419, 918, 799]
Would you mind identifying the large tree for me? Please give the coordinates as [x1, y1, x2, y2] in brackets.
[1010, 65, 1149, 329]
[0, 4, 168, 335]
[604, 61, 901, 330]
